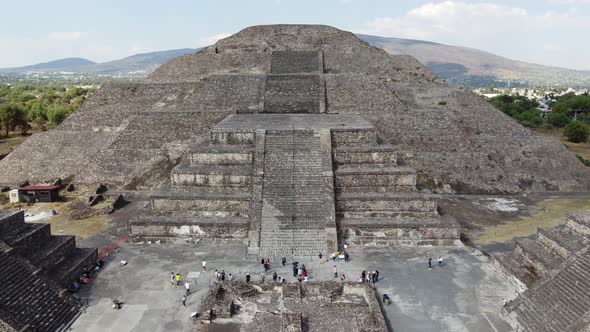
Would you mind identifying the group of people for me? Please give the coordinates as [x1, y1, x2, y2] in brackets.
[214, 269, 232, 282]
[428, 257, 444, 270]
[361, 270, 380, 283]
[294, 262, 310, 282]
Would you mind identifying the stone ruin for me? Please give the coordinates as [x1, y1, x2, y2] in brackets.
[492, 214, 590, 331]
[199, 281, 387, 332]
[0, 25, 588, 196]
[0, 210, 97, 331]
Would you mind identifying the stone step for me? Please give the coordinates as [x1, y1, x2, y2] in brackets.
[0, 251, 82, 331]
[171, 162, 252, 187]
[29, 235, 76, 270]
[44, 247, 98, 288]
[335, 166, 416, 193]
[565, 214, 590, 237]
[537, 225, 590, 258]
[130, 214, 248, 240]
[493, 250, 539, 287]
[150, 192, 250, 217]
[6, 223, 52, 258]
[514, 238, 565, 274]
[0, 211, 26, 237]
[336, 193, 438, 216]
[331, 129, 378, 146]
[189, 145, 254, 165]
[209, 130, 256, 145]
[333, 145, 399, 165]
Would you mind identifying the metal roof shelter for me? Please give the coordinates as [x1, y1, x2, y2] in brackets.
[18, 185, 60, 203]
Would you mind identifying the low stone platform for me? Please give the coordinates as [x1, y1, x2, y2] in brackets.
[0, 211, 97, 331]
[212, 113, 372, 131]
[493, 214, 590, 331]
[132, 111, 460, 255]
[199, 281, 387, 332]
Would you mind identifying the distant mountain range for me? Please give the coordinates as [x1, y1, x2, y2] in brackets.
[2, 35, 590, 88]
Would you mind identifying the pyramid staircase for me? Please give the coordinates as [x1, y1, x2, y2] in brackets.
[0, 211, 97, 331]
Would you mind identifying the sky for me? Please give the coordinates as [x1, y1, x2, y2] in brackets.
[0, 0, 589, 70]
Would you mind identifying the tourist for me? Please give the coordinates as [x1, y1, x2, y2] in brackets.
[185, 281, 190, 296]
[301, 264, 306, 273]
[261, 258, 265, 266]
[333, 265, 338, 278]
[292, 263, 298, 277]
[438, 256, 444, 267]
[375, 270, 380, 283]
[303, 275, 308, 282]
[176, 273, 181, 286]
[372, 271, 378, 283]
[318, 252, 323, 260]
[261, 274, 266, 283]
[273, 271, 278, 282]
[282, 256, 287, 266]
[182, 295, 186, 307]
[361, 271, 366, 283]
[246, 272, 251, 283]
[228, 273, 232, 281]
[221, 270, 226, 281]
[344, 251, 350, 262]
[367, 271, 372, 283]
[303, 270, 307, 278]
[298, 267, 303, 276]
[297, 274, 303, 282]
[341, 273, 346, 281]
[202, 259, 206, 271]
[170, 272, 175, 286]
[428, 258, 432, 270]
[215, 270, 219, 280]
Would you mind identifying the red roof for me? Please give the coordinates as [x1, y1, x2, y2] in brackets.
[19, 185, 60, 191]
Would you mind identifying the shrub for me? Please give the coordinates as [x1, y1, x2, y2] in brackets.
[547, 112, 571, 128]
[576, 154, 590, 167]
[563, 121, 590, 143]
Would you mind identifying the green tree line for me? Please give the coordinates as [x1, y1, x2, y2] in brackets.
[489, 93, 590, 143]
[0, 84, 95, 137]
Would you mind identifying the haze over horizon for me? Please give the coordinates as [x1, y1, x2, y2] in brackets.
[1, 0, 590, 70]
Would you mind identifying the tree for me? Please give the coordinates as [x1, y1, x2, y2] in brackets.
[563, 121, 590, 143]
[47, 105, 69, 125]
[0, 104, 18, 137]
[547, 112, 571, 128]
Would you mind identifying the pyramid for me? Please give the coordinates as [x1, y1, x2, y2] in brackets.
[0, 24, 587, 195]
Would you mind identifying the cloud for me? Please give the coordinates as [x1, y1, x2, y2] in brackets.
[201, 33, 231, 46]
[357, 1, 590, 69]
[361, 2, 530, 40]
[47, 32, 82, 41]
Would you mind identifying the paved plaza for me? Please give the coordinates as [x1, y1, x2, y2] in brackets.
[71, 240, 516, 332]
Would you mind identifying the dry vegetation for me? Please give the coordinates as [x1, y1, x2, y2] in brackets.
[534, 127, 590, 160]
[475, 198, 590, 245]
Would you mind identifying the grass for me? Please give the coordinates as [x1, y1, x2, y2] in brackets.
[475, 198, 590, 245]
[534, 127, 590, 160]
[1, 199, 111, 239]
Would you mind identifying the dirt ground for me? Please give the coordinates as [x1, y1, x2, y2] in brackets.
[0, 193, 112, 239]
[534, 127, 590, 160]
[439, 193, 590, 248]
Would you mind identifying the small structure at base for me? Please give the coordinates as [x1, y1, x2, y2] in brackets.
[199, 281, 387, 332]
[18, 185, 60, 203]
[8, 189, 22, 203]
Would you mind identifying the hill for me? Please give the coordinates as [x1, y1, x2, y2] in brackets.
[2, 35, 590, 88]
[358, 34, 590, 87]
[0, 49, 198, 75]
[1, 57, 96, 72]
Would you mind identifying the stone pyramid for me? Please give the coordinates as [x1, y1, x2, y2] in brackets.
[0, 24, 587, 194]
